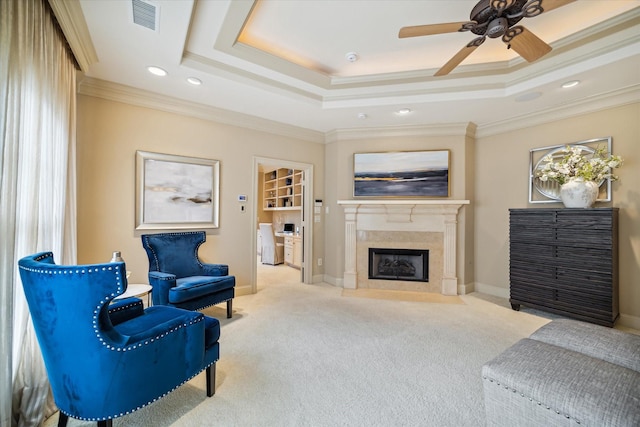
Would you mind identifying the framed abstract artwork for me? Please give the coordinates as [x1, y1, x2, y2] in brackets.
[135, 151, 220, 230]
[353, 150, 450, 197]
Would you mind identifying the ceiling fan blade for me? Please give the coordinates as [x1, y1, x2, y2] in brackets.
[434, 37, 485, 77]
[399, 22, 468, 38]
[540, 0, 576, 13]
[504, 26, 552, 62]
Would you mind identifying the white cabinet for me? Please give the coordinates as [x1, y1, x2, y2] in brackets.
[293, 236, 302, 268]
[284, 235, 302, 268]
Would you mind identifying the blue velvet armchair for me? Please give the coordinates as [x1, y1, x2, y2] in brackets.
[18, 252, 220, 427]
[141, 231, 235, 318]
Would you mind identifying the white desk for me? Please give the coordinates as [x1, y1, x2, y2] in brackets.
[279, 234, 302, 268]
[114, 283, 152, 305]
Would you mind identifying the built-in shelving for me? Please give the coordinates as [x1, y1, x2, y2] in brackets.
[263, 168, 303, 210]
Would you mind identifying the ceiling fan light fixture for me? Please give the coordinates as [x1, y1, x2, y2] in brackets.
[147, 66, 167, 76]
[562, 80, 580, 88]
[398, 0, 572, 76]
[486, 17, 508, 38]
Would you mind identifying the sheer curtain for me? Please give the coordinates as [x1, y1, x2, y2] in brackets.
[0, 0, 78, 426]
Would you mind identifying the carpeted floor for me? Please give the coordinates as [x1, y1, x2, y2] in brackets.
[45, 264, 551, 426]
[342, 288, 465, 304]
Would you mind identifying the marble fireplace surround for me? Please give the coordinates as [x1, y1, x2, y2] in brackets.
[338, 200, 470, 296]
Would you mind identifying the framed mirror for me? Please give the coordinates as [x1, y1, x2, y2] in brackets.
[528, 137, 612, 203]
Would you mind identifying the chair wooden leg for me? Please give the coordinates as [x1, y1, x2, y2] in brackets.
[57, 412, 69, 427]
[97, 420, 112, 427]
[226, 299, 233, 318]
[206, 364, 216, 397]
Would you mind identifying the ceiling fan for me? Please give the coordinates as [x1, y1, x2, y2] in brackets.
[399, 0, 576, 76]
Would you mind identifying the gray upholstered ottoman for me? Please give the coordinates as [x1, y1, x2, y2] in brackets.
[482, 319, 640, 426]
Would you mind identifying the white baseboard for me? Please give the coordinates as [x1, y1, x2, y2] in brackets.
[318, 274, 342, 287]
[473, 282, 509, 299]
[312, 274, 326, 284]
[236, 284, 253, 296]
[618, 313, 640, 331]
[458, 282, 475, 295]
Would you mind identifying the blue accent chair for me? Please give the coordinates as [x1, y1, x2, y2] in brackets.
[141, 231, 235, 318]
[18, 252, 220, 427]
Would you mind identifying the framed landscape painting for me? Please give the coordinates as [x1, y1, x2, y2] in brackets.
[135, 151, 220, 230]
[354, 150, 450, 198]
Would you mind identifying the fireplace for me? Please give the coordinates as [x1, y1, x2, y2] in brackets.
[368, 248, 428, 282]
[338, 199, 470, 295]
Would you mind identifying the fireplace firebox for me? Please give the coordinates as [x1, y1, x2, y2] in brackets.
[368, 248, 429, 282]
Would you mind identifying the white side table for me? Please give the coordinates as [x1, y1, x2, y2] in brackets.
[114, 283, 152, 306]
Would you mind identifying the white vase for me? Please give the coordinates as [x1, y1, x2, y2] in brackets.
[559, 178, 599, 208]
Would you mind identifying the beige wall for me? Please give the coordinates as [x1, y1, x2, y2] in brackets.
[76, 95, 324, 295]
[474, 103, 640, 324]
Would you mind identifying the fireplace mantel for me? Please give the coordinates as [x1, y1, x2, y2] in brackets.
[338, 200, 469, 206]
[337, 199, 470, 295]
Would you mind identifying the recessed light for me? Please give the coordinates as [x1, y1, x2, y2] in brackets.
[357, 113, 367, 119]
[186, 77, 202, 86]
[395, 108, 412, 115]
[147, 66, 167, 76]
[562, 80, 580, 88]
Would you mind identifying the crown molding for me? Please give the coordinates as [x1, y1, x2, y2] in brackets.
[78, 77, 481, 145]
[325, 122, 474, 144]
[48, 0, 98, 71]
[77, 77, 325, 144]
[326, 84, 640, 142]
[181, 52, 324, 104]
[502, 13, 640, 91]
[77, 76, 638, 145]
[476, 84, 640, 138]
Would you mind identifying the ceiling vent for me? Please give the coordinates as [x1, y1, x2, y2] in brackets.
[132, 0, 158, 31]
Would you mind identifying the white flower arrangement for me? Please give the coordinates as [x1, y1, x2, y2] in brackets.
[537, 145, 623, 185]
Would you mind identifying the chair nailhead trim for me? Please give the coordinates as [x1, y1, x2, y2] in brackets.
[108, 300, 141, 313]
[482, 376, 581, 424]
[193, 297, 232, 311]
[57, 359, 219, 422]
[19, 264, 124, 297]
[93, 307, 205, 352]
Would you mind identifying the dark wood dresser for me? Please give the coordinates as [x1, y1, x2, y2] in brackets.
[509, 208, 619, 327]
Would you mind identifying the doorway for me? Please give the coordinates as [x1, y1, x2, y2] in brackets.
[251, 157, 314, 293]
